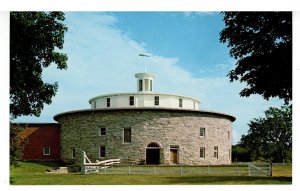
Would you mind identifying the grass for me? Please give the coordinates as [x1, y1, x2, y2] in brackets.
[10, 161, 292, 185]
[272, 165, 292, 177]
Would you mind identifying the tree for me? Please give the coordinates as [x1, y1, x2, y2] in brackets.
[10, 12, 68, 118]
[10, 123, 23, 167]
[9, 122, 23, 183]
[220, 12, 292, 103]
[232, 144, 251, 162]
[240, 105, 292, 162]
[10, 12, 68, 170]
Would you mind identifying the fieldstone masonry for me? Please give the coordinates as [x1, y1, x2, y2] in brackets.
[55, 108, 234, 165]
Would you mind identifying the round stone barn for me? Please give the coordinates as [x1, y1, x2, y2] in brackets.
[54, 72, 235, 165]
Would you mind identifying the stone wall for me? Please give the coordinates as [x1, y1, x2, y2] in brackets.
[56, 109, 233, 165]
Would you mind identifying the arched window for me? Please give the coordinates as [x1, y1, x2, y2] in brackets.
[147, 142, 160, 148]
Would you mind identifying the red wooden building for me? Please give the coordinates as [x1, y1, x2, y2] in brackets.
[16, 123, 61, 161]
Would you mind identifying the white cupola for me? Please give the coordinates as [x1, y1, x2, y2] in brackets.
[135, 73, 155, 93]
[89, 71, 200, 110]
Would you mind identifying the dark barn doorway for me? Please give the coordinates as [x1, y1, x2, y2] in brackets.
[146, 143, 160, 164]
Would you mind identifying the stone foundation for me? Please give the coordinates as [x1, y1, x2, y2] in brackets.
[55, 108, 234, 165]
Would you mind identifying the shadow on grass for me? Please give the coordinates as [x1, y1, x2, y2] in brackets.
[18, 161, 65, 168]
[164, 176, 292, 185]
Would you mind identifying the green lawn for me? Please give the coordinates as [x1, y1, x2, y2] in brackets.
[10, 161, 292, 185]
[272, 165, 292, 177]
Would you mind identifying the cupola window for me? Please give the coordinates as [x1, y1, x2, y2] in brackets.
[139, 80, 143, 91]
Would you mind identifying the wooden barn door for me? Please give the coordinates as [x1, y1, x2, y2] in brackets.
[170, 145, 179, 164]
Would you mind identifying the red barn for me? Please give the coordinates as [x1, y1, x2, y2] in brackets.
[16, 123, 61, 161]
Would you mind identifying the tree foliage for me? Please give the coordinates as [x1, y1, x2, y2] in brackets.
[10, 123, 23, 167]
[240, 105, 292, 162]
[10, 12, 68, 118]
[232, 144, 251, 162]
[220, 12, 292, 103]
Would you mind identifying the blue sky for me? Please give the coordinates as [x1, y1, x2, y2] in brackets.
[12, 12, 285, 144]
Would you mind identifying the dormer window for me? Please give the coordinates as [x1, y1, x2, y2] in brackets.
[179, 98, 183, 107]
[154, 96, 159, 106]
[129, 96, 134, 106]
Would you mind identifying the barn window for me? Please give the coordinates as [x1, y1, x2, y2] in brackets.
[93, 101, 96, 109]
[129, 96, 134, 106]
[150, 80, 153, 91]
[214, 146, 218, 159]
[123, 128, 131, 143]
[200, 147, 205, 159]
[179, 98, 183, 107]
[228, 131, 230, 140]
[99, 127, 106, 136]
[43, 147, 50, 156]
[154, 96, 159, 106]
[71, 148, 76, 158]
[200, 127, 205, 137]
[106, 98, 110, 107]
[99, 146, 106, 158]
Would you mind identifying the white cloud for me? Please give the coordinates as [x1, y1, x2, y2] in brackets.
[15, 12, 284, 144]
[183, 12, 219, 18]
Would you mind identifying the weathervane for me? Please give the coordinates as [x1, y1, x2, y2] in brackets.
[139, 53, 150, 73]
